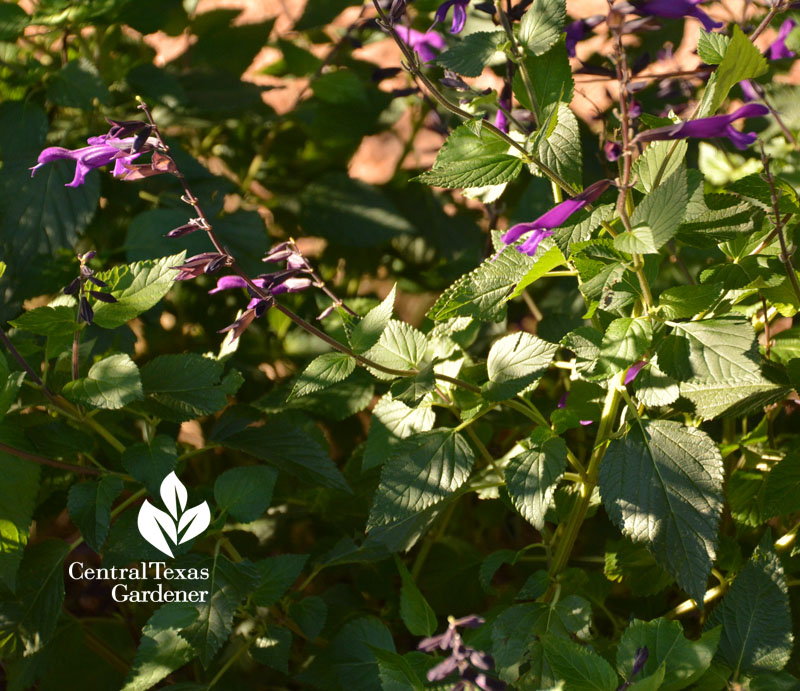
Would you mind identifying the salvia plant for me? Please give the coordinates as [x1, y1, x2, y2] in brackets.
[1, 0, 800, 689]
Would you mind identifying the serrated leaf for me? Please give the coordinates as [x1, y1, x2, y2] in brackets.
[519, 0, 567, 56]
[363, 394, 436, 471]
[507, 246, 566, 299]
[598, 420, 724, 604]
[289, 352, 355, 398]
[632, 141, 688, 193]
[435, 31, 504, 77]
[394, 556, 436, 636]
[536, 102, 582, 189]
[763, 450, 800, 518]
[697, 31, 730, 65]
[657, 283, 724, 320]
[617, 618, 720, 691]
[364, 320, 427, 379]
[594, 317, 652, 377]
[540, 633, 618, 691]
[221, 422, 351, 493]
[516, 40, 574, 122]
[252, 554, 309, 607]
[214, 466, 277, 523]
[679, 378, 789, 420]
[179, 555, 261, 668]
[604, 539, 674, 596]
[62, 353, 143, 410]
[351, 285, 395, 354]
[252, 625, 292, 673]
[46, 58, 109, 109]
[120, 602, 197, 691]
[92, 252, 185, 329]
[505, 433, 567, 530]
[633, 362, 680, 407]
[414, 123, 523, 189]
[616, 169, 687, 254]
[67, 476, 124, 553]
[551, 204, 614, 257]
[367, 429, 474, 529]
[707, 534, 793, 676]
[390, 364, 435, 407]
[122, 436, 177, 498]
[9, 306, 77, 337]
[485, 332, 557, 400]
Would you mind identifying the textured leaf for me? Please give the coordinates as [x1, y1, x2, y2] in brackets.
[658, 283, 724, 320]
[414, 122, 523, 189]
[364, 320, 427, 379]
[697, 31, 730, 64]
[214, 466, 277, 523]
[363, 394, 436, 471]
[707, 534, 793, 676]
[67, 476, 124, 553]
[507, 246, 566, 299]
[505, 431, 567, 530]
[326, 617, 396, 690]
[92, 253, 185, 329]
[289, 352, 355, 398]
[252, 554, 309, 607]
[617, 169, 687, 253]
[604, 539, 674, 597]
[122, 436, 178, 497]
[598, 420, 724, 603]
[516, 40, 574, 122]
[536, 102, 582, 189]
[62, 354, 143, 410]
[252, 625, 292, 673]
[540, 633, 618, 691]
[633, 363, 680, 408]
[617, 618, 720, 691]
[679, 378, 789, 420]
[351, 285, 395, 354]
[764, 450, 800, 518]
[435, 31, 504, 77]
[632, 141, 688, 193]
[221, 423, 351, 493]
[367, 429, 474, 529]
[551, 204, 615, 257]
[179, 556, 261, 668]
[594, 317, 652, 377]
[9, 306, 77, 337]
[390, 363, 435, 407]
[519, 0, 567, 56]
[485, 332, 557, 400]
[395, 556, 436, 637]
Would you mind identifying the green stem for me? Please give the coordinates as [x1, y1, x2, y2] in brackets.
[207, 636, 255, 689]
[411, 499, 458, 581]
[0, 441, 103, 476]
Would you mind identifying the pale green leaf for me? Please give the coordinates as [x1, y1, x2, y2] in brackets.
[363, 394, 436, 471]
[435, 31, 505, 77]
[485, 332, 557, 400]
[507, 246, 566, 299]
[364, 320, 427, 380]
[289, 352, 355, 399]
[519, 0, 567, 55]
[351, 285, 395, 354]
[594, 317, 652, 377]
[62, 353, 143, 410]
[632, 141, 688, 193]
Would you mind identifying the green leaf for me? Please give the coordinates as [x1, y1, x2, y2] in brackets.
[551, 204, 615, 257]
[536, 102, 582, 189]
[179, 556, 261, 668]
[252, 554, 309, 607]
[697, 31, 730, 65]
[139, 353, 238, 422]
[364, 320, 427, 379]
[9, 306, 77, 337]
[680, 378, 790, 420]
[214, 466, 277, 523]
[516, 39, 574, 120]
[46, 58, 109, 109]
[0, 433, 40, 591]
[92, 252, 186, 330]
[373, 649, 426, 691]
[598, 420, 724, 604]
[121, 436, 177, 498]
[764, 450, 800, 518]
[519, 0, 567, 56]
[604, 538, 674, 597]
[290, 596, 327, 640]
[289, 352, 355, 399]
[435, 31, 505, 77]
[414, 122, 523, 189]
[427, 235, 536, 322]
[657, 318, 760, 383]
[507, 246, 566, 299]
[0, 539, 70, 656]
[616, 169, 688, 254]
[390, 364, 435, 407]
[367, 429, 474, 529]
[699, 25, 768, 117]
[707, 534, 793, 676]
[351, 285, 395, 353]
[617, 618, 720, 691]
[326, 617, 396, 690]
[221, 422, 351, 493]
[594, 317, 652, 377]
[485, 332, 557, 400]
[251, 625, 292, 673]
[540, 633, 618, 691]
[394, 556, 437, 637]
[0, 3, 28, 41]
[505, 431, 567, 530]
[363, 394, 436, 471]
[633, 363, 680, 408]
[120, 602, 197, 691]
[657, 283, 724, 320]
[632, 141, 688, 193]
[62, 354, 143, 410]
[66, 476, 124, 553]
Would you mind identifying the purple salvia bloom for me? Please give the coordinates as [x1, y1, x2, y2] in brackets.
[624, 360, 647, 385]
[635, 103, 769, 150]
[271, 277, 313, 295]
[739, 79, 760, 102]
[632, 0, 722, 32]
[564, 15, 605, 57]
[768, 19, 797, 60]
[427, 655, 460, 681]
[396, 26, 446, 63]
[502, 179, 611, 256]
[631, 647, 650, 677]
[172, 252, 231, 281]
[495, 95, 510, 133]
[434, 0, 470, 34]
[208, 275, 255, 294]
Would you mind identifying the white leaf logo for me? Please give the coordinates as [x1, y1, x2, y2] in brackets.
[137, 472, 210, 557]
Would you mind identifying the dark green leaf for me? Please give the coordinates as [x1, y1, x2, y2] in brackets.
[0, 4, 28, 40]
[251, 625, 292, 673]
[214, 466, 277, 523]
[122, 436, 177, 498]
[10, 306, 77, 337]
[540, 633, 618, 691]
[604, 539, 674, 597]
[764, 450, 800, 518]
[46, 58, 109, 109]
[252, 554, 309, 607]
[395, 556, 436, 637]
[390, 363, 435, 407]
[67, 476, 124, 553]
[435, 31, 505, 77]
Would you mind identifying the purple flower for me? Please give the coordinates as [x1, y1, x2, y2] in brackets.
[564, 15, 605, 57]
[30, 134, 151, 188]
[396, 26, 446, 63]
[604, 141, 623, 161]
[434, 0, 470, 34]
[635, 103, 769, 150]
[739, 79, 760, 102]
[495, 85, 511, 133]
[171, 252, 231, 281]
[502, 179, 611, 256]
[632, 0, 722, 33]
[768, 19, 797, 60]
[624, 360, 646, 385]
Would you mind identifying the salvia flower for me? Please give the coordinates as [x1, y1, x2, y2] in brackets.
[495, 84, 512, 133]
[418, 616, 505, 691]
[624, 360, 647, 385]
[619, 647, 650, 690]
[396, 26, 446, 63]
[635, 103, 769, 150]
[502, 179, 611, 256]
[64, 251, 117, 326]
[171, 252, 232, 281]
[631, 0, 722, 32]
[768, 18, 797, 60]
[564, 15, 605, 57]
[433, 0, 470, 34]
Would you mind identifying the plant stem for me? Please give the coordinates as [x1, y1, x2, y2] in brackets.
[494, 0, 539, 126]
[0, 441, 103, 475]
[207, 636, 255, 689]
[411, 499, 458, 581]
